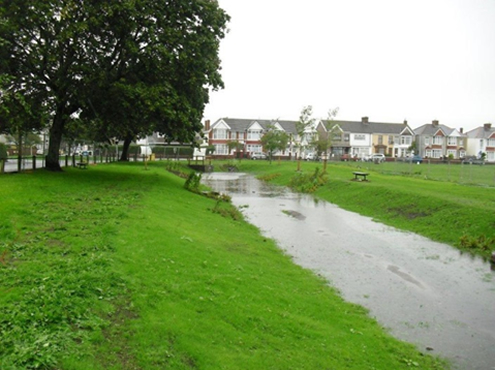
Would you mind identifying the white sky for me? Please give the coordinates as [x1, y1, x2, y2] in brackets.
[203, 0, 495, 132]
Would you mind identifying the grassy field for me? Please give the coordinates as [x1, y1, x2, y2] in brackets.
[0, 162, 447, 369]
[218, 159, 495, 260]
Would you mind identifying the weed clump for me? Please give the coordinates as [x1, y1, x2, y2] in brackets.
[257, 173, 281, 181]
[184, 172, 202, 193]
[289, 167, 328, 193]
[211, 200, 243, 220]
[459, 234, 495, 256]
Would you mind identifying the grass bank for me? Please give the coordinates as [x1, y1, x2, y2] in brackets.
[0, 162, 446, 369]
[221, 159, 495, 260]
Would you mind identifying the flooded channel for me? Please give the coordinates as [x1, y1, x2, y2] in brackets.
[202, 172, 495, 370]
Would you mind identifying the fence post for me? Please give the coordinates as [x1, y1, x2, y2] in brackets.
[33, 155, 36, 170]
[65, 155, 68, 168]
[0, 159, 4, 174]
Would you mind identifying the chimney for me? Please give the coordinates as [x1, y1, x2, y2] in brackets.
[432, 120, 439, 126]
[460, 127, 463, 134]
[204, 120, 211, 131]
[361, 116, 369, 124]
[484, 123, 492, 131]
[403, 120, 408, 125]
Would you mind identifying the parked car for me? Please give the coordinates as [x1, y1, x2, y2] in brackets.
[341, 154, 358, 161]
[462, 156, 484, 165]
[407, 155, 423, 164]
[305, 152, 318, 161]
[367, 153, 385, 163]
[250, 152, 267, 160]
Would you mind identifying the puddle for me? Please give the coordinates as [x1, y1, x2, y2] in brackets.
[202, 172, 495, 370]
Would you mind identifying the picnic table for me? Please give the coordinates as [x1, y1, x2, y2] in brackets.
[76, 162, 88, 169]
[352, 171, 369, 181]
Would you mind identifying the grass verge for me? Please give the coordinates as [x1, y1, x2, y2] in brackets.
[0, 161, 447, 369]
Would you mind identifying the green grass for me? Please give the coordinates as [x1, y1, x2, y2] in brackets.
[0, 162, 447, 369]
[219, 159, 495, 259]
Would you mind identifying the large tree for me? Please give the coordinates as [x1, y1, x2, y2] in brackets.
[0, 0, 229, 170]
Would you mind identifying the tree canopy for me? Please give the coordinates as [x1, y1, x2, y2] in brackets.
[261, 124, 289, 163]
[0, 0, 229, 170]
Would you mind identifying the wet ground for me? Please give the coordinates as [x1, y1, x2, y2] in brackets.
[202, 172, 495, 370]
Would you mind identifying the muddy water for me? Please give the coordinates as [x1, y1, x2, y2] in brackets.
[202, 172, 495, 370]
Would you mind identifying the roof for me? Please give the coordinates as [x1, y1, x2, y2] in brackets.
[466, 125, 495, 139]
[322, 120, 412, 135]
[413, 123, 457, 136]
[211, 118, 297, 134]
[210, 117, 413, 136]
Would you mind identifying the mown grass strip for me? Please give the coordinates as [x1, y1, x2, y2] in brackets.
[1, 162, 447, 369]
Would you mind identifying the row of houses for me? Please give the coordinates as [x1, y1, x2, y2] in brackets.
[204, 117, 495, 162]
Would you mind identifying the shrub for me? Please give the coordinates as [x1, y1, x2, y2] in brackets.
[184, 172, 202, 193]
[459, 235, 495, 253]
[289, 167, 328, 193]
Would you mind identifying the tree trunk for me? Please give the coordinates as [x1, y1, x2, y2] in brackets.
[120, 134, 133, 161]
[46, 111, 65, 171]
[17, 131, 22, 172]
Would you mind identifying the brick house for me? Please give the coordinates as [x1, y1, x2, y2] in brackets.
[204, 118, 298, 159]
[317, 117, 415, 160]
[413, 120, 466, 159]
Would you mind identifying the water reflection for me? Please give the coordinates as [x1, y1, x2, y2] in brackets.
[203, 172, 495, 370]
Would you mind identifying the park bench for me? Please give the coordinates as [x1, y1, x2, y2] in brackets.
[76, 161, 88, 169]
[352, 171, 369, 181]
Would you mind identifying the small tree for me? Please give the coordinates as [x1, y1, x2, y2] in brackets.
[227, 140, 244, 160]
[261, 125, 289, 164]
[295, 106, 315, 171]
[308, 107, 339, 171]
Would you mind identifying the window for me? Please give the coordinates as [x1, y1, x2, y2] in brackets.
[354, 134, 365, 141]
[488, 139, 495, 147]
[447, 137, 457, 145]
[447, 149, 457, 158]
[213, 129, 227, 139]
[424, 136, 430, 145]
[378, 135, 383, 145]
[213, 144, 229, 155]
[247, 130, 262, 140]
[431, 149, 442, 158]
[344, 134, 350, 142]
[425, 149, 432, 158]
[400, 136, 412, 145]
[388, 136, 394, 145]
[333, 133, 342, 141]
[432, 136, 443, 145]
[247, 144, 262, 153]
[214, 144, 229, 155]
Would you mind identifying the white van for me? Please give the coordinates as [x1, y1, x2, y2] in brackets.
[369, 153, 385, 162]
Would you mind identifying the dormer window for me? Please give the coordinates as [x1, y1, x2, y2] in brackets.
[213, 129, 227, 139]
[432, 136, 443, 145]
[247, 129, 262, 140]
[447, 137, 457, 145]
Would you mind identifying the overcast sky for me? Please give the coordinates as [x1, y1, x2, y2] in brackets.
[203, 0, 495, 132]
